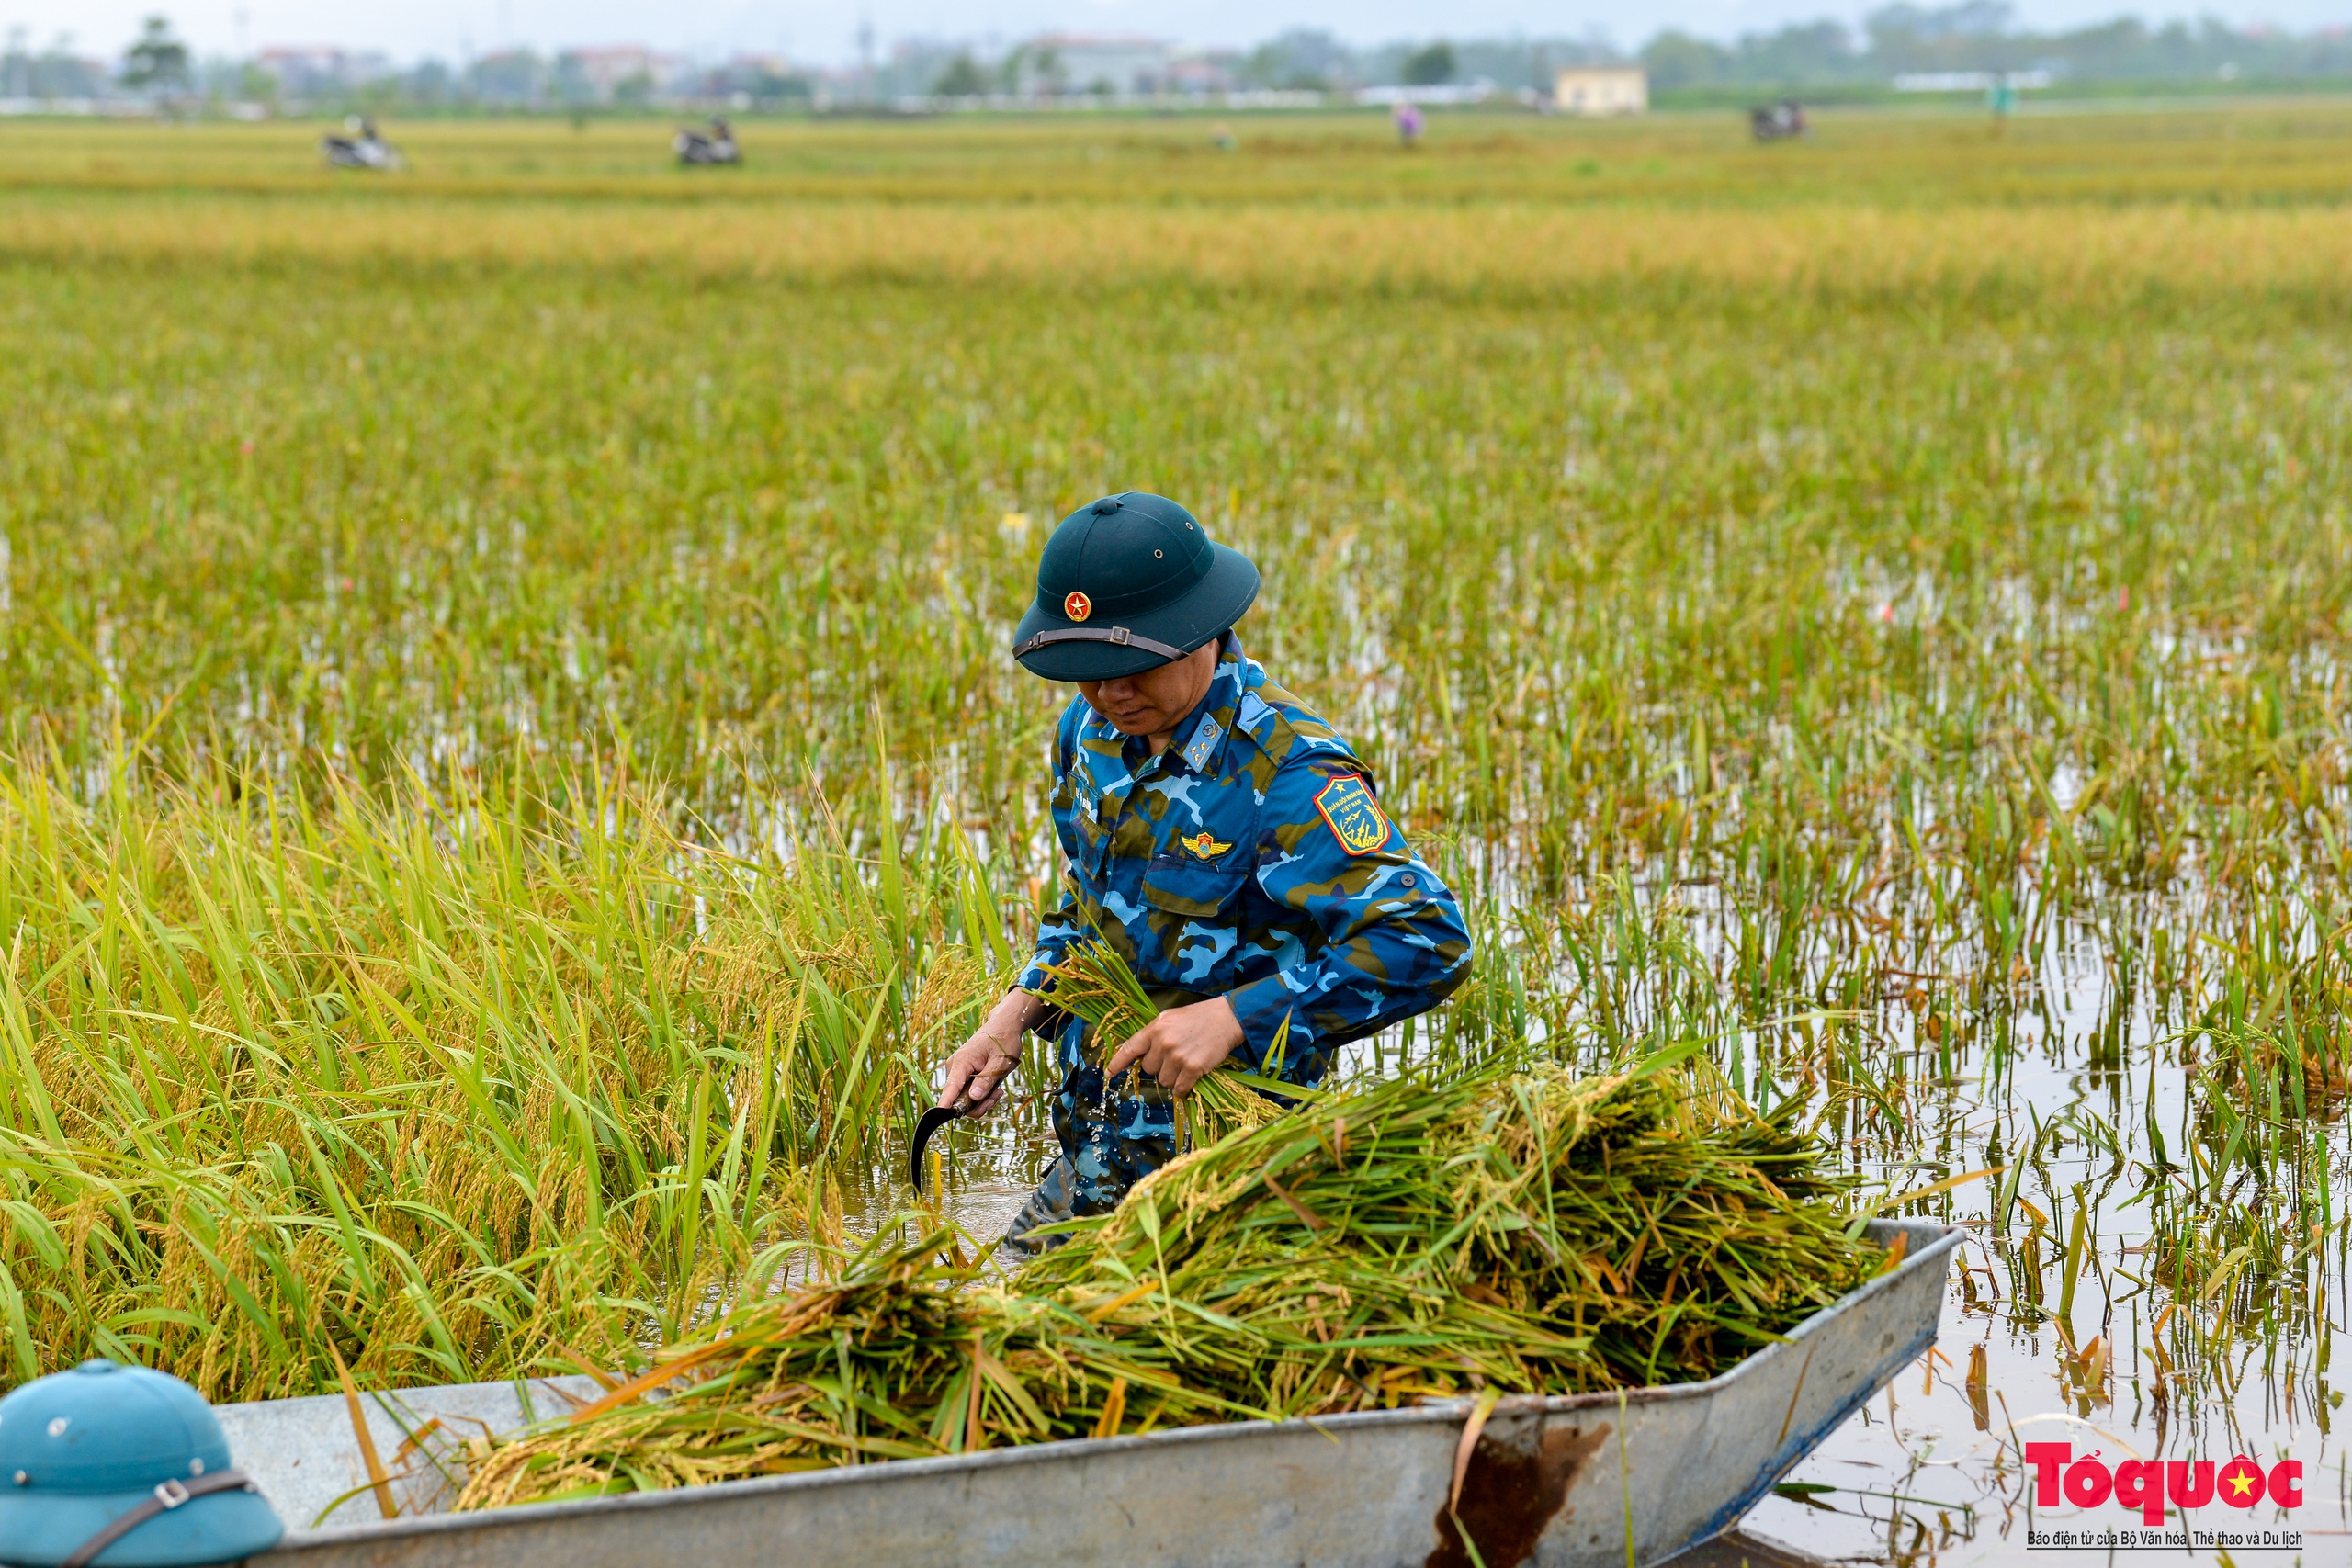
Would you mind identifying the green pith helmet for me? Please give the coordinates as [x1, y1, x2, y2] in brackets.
[0, 1359, 284, 1568]
[1012, 493, 1260, 681]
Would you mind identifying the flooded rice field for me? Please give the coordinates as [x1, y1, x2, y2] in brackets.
[7, 110, 2352, 1565]
[897, 874, 2352, 1566]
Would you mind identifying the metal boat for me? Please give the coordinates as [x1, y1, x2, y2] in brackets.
[226, 1218, 1960, 1568]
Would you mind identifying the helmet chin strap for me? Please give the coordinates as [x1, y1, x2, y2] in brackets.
[61, 1469, 262, 1568]
[1012, 625, 1188, 663]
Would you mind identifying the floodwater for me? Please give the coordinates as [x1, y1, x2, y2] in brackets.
[1745, 934, 2345, 1567]
[888, 918, 2346, 1568]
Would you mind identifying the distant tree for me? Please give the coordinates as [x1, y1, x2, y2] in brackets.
[120, 15, 189, 93]
[467, 51, 544, 105]
[17, 34, 103, 97]
[933, 52, 987, 96]
[1741, 22, 1859, 84]
[1639, 30, 1730, 90]
[1866, 2, 2013, 44]
[403, 59, 453, 106]
[1865, 2, 2020, 71]
[614, 70, 654, 105]
[1241, 28, 1351, 89]
[1401, 41, 1456, 85]
[235, 61, 279, 104]
[992, 43, 1064, 96]
[1624, 11, 2352, 90]
[745, 65, 811, 104]
[552, 53, 594, 105]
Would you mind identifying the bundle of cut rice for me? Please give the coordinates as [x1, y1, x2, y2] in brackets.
[455, 1057, 1879, 1510]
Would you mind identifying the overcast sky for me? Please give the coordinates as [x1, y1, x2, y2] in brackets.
[4, 1, 2338, 69]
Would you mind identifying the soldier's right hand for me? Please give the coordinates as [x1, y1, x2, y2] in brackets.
[938, 990, 1044, 1116]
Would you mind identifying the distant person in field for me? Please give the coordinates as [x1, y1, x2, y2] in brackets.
[1394, 103, 1425, 147]
[937, 494, 1474, 1252]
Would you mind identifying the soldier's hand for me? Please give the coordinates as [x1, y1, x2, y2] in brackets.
[1104, 998, 1246, 1099]
[939, 990, 1044, 1116]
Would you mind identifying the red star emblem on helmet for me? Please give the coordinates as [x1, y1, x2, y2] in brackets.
[1064, 590, 1091, 623]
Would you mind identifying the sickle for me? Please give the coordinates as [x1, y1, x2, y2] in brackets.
[910, 1105, 966, 1189]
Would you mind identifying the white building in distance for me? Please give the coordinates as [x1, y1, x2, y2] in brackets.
[560, 46, 694, 99]
[1553, 67, 1646, 116]
[1025, 34, 1173, 96]
[256, 47, 396, 96]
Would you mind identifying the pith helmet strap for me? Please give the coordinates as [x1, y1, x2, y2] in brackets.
[1012, 626, 1187, 663]
[62, 1469, 262, 1568]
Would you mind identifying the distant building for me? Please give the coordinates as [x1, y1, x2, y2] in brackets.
[466, 51, 545, 104]
[256, 47, 395, 96]
[699, 52, 807, 103]
[1165, 51, 1241, 95]
[1553, 66, 1645, 116]
[558, 46, 691, 101]
[0, 45, 113, 102]
[1025, 34, 1172, 96]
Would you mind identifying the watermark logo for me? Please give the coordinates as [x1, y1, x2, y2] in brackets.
[2023, 1443, 2302, 1552]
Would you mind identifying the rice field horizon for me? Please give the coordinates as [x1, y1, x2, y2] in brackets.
[4, 106, 2350, 1565]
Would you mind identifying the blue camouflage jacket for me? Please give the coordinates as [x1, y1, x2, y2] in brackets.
[1019, 636, 1474, 1098]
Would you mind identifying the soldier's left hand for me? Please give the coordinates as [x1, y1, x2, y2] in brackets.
[1104, 997, 1246, 1099]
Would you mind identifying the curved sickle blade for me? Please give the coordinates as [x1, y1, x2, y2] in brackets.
[910, 1105, 964, 1189]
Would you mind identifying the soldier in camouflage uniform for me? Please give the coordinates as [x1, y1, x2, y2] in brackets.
[937, 492, 1473, 1251]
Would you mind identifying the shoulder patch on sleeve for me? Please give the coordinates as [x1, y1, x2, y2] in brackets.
[1312, 773, 1393, 855]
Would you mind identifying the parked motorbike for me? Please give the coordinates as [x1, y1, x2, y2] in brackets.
[321, 117, 401, 170]
[1749, 100, 1808, 142]
[674, 118, 741, 166]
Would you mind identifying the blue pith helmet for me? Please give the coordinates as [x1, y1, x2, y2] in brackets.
[0, 1359, 283, 1568]
[1011, 493, 1261, 682]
